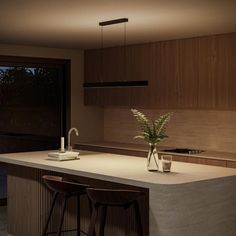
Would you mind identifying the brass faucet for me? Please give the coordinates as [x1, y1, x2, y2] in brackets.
[67, 128, 79, 151]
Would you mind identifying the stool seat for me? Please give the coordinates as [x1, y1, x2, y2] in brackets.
[42, 175, 90, 236]
[87, 188, 143, 206]
[87, 188, 144, 236]
[43, 175, 89, 194]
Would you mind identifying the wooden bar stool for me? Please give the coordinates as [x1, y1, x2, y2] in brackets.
[86, 188, 144, 236]
[42, 175, 90, 236]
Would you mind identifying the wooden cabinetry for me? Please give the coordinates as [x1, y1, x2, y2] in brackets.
[197, 33, 236, 109]
[84, 44, 151, 106]
[84, 33, 236, 109]
[150, 39, 198, 108]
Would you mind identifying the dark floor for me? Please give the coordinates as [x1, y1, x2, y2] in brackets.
[0, 206, 7, 236]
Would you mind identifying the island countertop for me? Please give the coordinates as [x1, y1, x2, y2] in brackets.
[1, 150, 236, 236]
[0, 150, 235, 187]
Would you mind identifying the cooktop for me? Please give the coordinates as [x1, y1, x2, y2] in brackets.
[162, 148, 204, 155]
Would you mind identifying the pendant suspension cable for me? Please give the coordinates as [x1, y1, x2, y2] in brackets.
[124, 22, 127, 82]
[101, 25, 104, 49]
[100, 25, 104, 82]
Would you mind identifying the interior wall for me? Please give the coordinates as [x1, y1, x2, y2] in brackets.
[104, 107, 236, 153]
[0, 44, 104, 143]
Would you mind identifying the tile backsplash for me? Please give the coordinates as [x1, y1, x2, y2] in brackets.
[104, 108, 236, 153]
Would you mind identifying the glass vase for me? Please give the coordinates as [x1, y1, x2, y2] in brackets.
[147, 143, 159, 171]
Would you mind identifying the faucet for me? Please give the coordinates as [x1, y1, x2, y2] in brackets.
[67, 127, 79, 151]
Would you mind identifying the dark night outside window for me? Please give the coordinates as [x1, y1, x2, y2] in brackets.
[0, 57, 70, 153]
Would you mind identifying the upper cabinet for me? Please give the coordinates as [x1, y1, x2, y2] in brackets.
[84, 44, 151, 106]
[84, 32, 236, 109]
[197, 33, 236, 109]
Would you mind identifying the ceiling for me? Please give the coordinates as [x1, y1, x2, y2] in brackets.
[0, 0, 235, 49]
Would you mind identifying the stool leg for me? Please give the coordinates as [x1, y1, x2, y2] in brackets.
[88, 198, 96, 236]
[88, 198, 93, 216]
[134, 200, 144, 236]
[77, 195, 80, 236]
[42, 192, 58, 236]
[56, 196, 68, 236]
[87, 205, 99, 236]
[99, 206, 107, 236]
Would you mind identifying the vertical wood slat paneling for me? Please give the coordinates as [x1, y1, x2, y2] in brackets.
[0, 164, 7, 202]
[7, 164, 149, 236]
[7, 166, 69, 236]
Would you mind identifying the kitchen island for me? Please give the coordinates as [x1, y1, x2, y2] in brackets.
[0, 150, 236, 236]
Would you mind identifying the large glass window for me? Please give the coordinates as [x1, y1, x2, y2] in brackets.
[0, 56, 70, 153]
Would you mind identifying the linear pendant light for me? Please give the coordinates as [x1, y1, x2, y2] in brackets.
[83, 18, 148, 88]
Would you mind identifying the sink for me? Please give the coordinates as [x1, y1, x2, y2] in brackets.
[162, 148, 204, 155]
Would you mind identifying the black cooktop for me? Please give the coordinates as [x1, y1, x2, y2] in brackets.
[162, 148, 204, 154]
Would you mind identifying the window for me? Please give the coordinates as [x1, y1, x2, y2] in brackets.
[0, 56, 70, 153]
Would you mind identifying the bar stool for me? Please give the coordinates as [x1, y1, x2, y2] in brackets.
[86, 188, 144, 236]
[42, 175, 90, 236]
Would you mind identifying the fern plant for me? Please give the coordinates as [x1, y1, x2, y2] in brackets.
[131, 109, 172, 144]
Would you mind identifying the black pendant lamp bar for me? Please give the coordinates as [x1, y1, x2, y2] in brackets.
[99, 18, 128, 26]
[83, 80, 148, 88]
[83, 18, 148, 89]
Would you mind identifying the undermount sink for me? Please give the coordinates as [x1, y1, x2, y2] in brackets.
[162, 148, 204, 155]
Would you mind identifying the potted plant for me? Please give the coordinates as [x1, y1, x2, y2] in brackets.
[131, 109, 172, 171]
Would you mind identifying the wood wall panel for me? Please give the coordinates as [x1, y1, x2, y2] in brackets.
[101, 87, 132, 106]
[158, 40, 180, 108]
[126, 44, 154, 107]
[227, 161, 236, 168]
[126, 44, 152, 82]
[85, 49, 101, 83]
[216, 33, 236, 109]
[228, 33, 236, 109]
[178, 38, 199, 108]
[197, 36, 216, 108]
[102, 47, 124, 82]
[84, 32, 236, 109]
[196, 33, 236, 109]
[104, 108, 236, 153]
